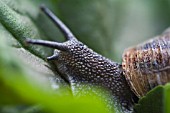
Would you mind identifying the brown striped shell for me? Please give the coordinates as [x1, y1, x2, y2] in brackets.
[122, 31, 170, 97]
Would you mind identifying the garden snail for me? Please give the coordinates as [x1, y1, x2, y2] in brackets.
[26, 5, 170, 112]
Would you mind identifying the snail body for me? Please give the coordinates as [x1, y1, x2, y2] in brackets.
[26, 6, 170, 112]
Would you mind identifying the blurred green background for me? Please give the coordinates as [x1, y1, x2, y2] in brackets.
[54, 0, 170, 62]
[1, 0, 170, 113]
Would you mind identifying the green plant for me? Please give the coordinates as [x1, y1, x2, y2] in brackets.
[1, 0, 170, 113]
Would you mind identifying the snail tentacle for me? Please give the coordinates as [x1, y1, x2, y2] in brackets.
[47, 53, 59, 61]
[26, 38, 68, 51]
[40, 5, 75, 40]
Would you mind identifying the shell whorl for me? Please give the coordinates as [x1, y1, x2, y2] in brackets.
[122, 32, 170, 97]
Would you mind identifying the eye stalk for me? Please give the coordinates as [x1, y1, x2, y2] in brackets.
[25, 38, 68, 51]
[40, 5, 75, 40]
[25, 5, 77, 51]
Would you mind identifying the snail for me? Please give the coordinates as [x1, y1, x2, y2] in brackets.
[26, 5, 170, 113]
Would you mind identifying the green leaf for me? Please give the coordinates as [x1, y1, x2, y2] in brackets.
[0, 26, 112, 113]
[134, 86, 164, 113]
[0, 0, 45, 58]
[164, 83, 170, 113]
[134, 83, 170, 113]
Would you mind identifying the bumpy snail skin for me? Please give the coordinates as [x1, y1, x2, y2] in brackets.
[26, 5, 137, 112]
[52, 38, 137, 112]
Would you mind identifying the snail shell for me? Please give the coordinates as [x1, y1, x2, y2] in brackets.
[26, 5, 170, 112]
[122, 31, 170, 97]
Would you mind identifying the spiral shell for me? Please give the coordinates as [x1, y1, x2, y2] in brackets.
[122, 31, 170, 97]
